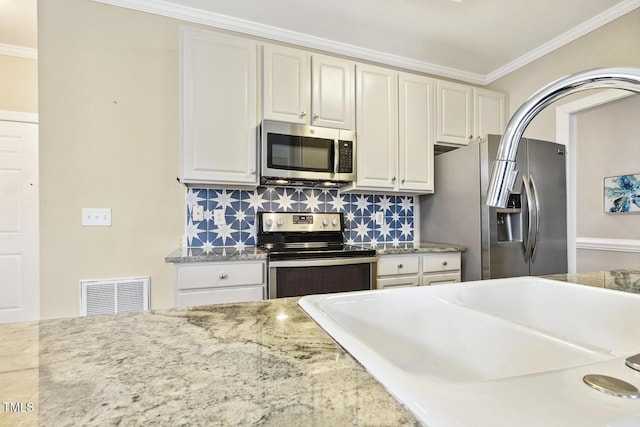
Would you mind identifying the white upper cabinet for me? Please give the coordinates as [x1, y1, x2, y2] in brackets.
[437, 80, 507, 146]
[474, 87, 507, 140]
[262, 45, 310, 124]
[353, 63, 398, 190]
[343, 67, 434, 194]
[398, 72, 435, 193]
[436, 80, 473, 145]
[180, 28, 259, 186]
[263, 44, 354, 129]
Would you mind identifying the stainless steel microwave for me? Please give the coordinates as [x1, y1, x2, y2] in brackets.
[260, 120, 356, 186]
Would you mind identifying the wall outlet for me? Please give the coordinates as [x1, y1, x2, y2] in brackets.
[213, 209, 226, 226]
[375, 211, 384, 225]
[192, 204, 204, 221]
[82, 208, 112, 226]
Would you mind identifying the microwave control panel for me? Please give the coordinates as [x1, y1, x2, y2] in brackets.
[337, 141, 353, 173]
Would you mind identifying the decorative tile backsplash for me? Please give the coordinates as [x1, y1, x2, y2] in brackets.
[185, 187, 415, 250]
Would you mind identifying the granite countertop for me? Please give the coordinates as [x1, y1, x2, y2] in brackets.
[165, 246, 268, 263]
[5, 269, 639, 426]
[166, 242, 465, 263]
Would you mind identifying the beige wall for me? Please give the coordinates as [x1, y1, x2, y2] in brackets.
[488, 8, 640, 141]
[0, 54, 38, 113]
[575, 95, 640, 272]
[39, 0, 185, 318]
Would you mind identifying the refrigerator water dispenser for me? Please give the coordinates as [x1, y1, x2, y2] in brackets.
[496, 194, 522, 242]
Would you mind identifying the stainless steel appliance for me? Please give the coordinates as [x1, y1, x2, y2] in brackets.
[260, 120, 356, 186]
[257, 212, 376, 298]
[420, 134, 567, 281]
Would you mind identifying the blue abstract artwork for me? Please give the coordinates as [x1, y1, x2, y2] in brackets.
[604, 173, 640, 213]
[185, 187, 415, 249]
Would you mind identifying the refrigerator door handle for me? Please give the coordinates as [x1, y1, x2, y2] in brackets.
[529, 175, 541, 262]
[522, 175, 535, 262]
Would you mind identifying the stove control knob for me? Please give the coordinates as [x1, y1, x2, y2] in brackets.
[265, 219, 273, 227]
[276, 219, 284, 227]
[322, 219, 329, 226]
[331, 218, 338, 226]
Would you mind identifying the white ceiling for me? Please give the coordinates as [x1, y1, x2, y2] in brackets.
[2, 0, 639, 84]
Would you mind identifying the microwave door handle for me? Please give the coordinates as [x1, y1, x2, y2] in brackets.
[333, 139, 339, 174]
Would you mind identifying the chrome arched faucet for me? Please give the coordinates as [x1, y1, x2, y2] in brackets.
[486, 67, 640, 208]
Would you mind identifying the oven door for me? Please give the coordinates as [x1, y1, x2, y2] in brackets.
[268, 257, 376, 299]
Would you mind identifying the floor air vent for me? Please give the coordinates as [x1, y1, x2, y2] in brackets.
[80, 277, 150, 316]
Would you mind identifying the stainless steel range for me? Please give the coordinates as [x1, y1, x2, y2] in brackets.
[257, 212, 377, 299]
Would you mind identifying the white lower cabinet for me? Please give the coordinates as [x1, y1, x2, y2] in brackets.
[175, 261, 266, 307]
[376, 252, 461, 289]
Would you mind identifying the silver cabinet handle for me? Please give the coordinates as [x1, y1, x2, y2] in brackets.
[219, 273, 227, 279]
[249, 169, 256, 174]
[300, 111, 307, 117]
[401, 178, 406, 183]
[397, 264, 403, 268]
[442, 261, 448, 266]
[313, 113, 319, 119]
[392, 177, 396, 182]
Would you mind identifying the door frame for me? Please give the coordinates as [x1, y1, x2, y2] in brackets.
[555, 90, 632, 274]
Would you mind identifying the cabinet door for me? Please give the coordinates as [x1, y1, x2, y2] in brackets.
[263, 44, 310, 123]
[474, 88, 507, 140]
[376, 276, 420, 289]
[355, 64, 397, 189]
[436, 80, 473, 145]
[180, 28, 258, 185]
[311, 54, 354, 129]
[398, 73, 435, 193]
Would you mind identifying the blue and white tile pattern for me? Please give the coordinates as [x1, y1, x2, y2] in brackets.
[185, 187, 415, 249]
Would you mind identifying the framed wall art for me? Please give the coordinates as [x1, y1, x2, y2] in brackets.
[603, 173, 640, 214]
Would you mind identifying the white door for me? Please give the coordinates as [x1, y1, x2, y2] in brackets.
[436, 80, 473, 145]
[0, 118, 39, 323]
[311, 54, 354, 129]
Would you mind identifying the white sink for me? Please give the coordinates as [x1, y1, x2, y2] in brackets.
[299, 277, 640, 426]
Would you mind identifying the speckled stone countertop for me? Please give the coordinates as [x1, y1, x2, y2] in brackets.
[165, 242, 464, 263]
[4, 269, 639, 426]
[374, 241, 466, 255]
[165, 246, 268, 263]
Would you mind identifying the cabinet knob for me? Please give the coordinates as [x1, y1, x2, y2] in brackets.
[392, 177, 396, 182]
[401, 178, 406, 183]
[300, 111, 307, 117]
[397, 263, 403, 269]
[219, 273, 227, 279]
[249, 169, 256, 174]
[442, 261, 448, 266]
[313, 113, 319, 119]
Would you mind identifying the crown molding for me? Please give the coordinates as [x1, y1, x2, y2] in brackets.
[484, 0, 640, 84]
[0, 43, 38, 60]
[93, 0, 486, 84]
[94, 0, 639, 86]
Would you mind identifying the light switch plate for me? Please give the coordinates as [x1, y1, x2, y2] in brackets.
[375, 211, 384, 225]
[82, 208, 112, 226]
[192, 204, 204, 221]
[213, 209, 226, 226]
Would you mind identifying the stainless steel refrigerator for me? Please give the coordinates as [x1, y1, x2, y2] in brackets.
[420, 135, 567, 281]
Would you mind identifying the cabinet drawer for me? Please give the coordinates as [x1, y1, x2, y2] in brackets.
[422, 253, 461, 272]
[422, 272, 460, 286]
[176, 262, 264, 290]
[376, 275, 419, 289]
[377, 255, 420, 276]
[178, 285, 265, 307]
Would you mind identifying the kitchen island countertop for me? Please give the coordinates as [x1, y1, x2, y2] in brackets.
[3, 269, 639, 426]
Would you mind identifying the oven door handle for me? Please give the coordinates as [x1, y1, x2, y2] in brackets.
[268, 256, 377, 268]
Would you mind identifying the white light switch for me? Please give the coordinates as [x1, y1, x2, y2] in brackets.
[192, 204, 204, 221]
[375, 211, 384, 225]
[82, 208, 112, 226]
[213, 209, 226, 226]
